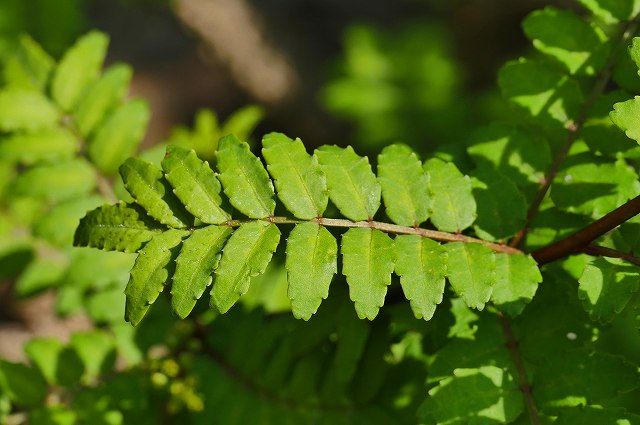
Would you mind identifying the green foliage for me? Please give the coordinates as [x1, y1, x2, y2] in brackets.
[6, 1, 640, 423]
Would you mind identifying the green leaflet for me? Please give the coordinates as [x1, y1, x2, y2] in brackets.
[88, 99, 150, 174]
[74, 63, 132, 137]
[445, 242, 496, 310]
[162, 145, 230, 224]
[119, 157, 191, 229]
[3, 35, 54, 91]
[216, 134, 276, 218]
[11, 159, 96, 203]
[51, 31, 109, 111]
[69, 330, 116, 382]
[211, 221, 281, 313]
[0, 361, 48, 408]
[577, 0, 640, 23]
[471, 167, 526, 241]
[14, 256, 67, 297]
[124, 229, 186, 325]
[611, 96, 640, 143]
[315, 145, 381, 221]
[534, 348, 640, 412]
[394, 235, 446, 320]
[418, 366, 524, 425]
[262, 132, 328, 219]
[491, 253, 541, 317]
[498, 58, 583, 129]
[220, 105, 265, 141]
[171, 225, 232, 319]
[377, 144, 430, 226]
[0, 127, 78, 165]
[578, 257, 640, 324]
[74, 202, 163, 253]
[34, 195, 104, 246]
[424, 158, 476, 233]
[552, 154, 640, 218]
[341, 228, 394, 320]
[285, 222, 338, 320]
[24, 339, 83, 387]
[523, 7, 608, 75]
[0, 89, 60, 131]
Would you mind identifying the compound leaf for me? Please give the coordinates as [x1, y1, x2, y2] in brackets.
[394, 235, 446, 320]
[491, 253, 541, 317]
[0, 88, 60, 131]
[419, 366, 524, 425]
[341, 228, 394, 320]
[74, 202, 164, 253]
[124, 229, 186, 325]
[162, 145, 230, 224]
[171, 225, 232, 319]
[523, 7, 608, 75]
[89, 99, 150, 174]
[377, 144, 430, 226]
[212, 221, 281, 313]
[119, 157, 191, 228]
[315, 145, 381, 221]
[578, 257, 640, 324]
[285, 222, 338, 320]
[74, 63, 132, 137]
[262, 132, 328, 219]
[51, 31, 108, 111]
[445, 242, 496, 310]
[216, 134, 275, 218]
[424, 158, 476, 233]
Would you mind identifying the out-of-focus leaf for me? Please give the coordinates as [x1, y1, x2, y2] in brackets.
[0, 89, 60, 131]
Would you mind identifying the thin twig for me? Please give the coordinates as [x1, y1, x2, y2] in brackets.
[510, 17, 640, 248]
[497, 312, 540, 425]
[579, 244, 640, 266]
[222, 216, 523, 254]
[532, 194, 640, 265]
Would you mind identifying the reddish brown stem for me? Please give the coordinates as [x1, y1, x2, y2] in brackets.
[580, 244, 640, 266]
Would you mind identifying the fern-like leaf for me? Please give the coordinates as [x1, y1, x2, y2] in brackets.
[211, 221, 281, 313]
[216, 134, 275, 218]
[161, 145, 230, 224]
[341, 228, 395, 320]
[285, 222, 338, 320]
[262, 132, 328, 219]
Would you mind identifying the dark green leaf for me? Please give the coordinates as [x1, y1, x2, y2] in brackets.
[51, 31, 108, 111]
[341, 228, 394, 320]
[70, 330, 116, 382]
[578, 257, 640, 324]
[0, 361, 47, 408]
[24, 339, 83, 387]
[424, 158, 476, 233]
[125, 229, 186, 325]
[394, 235, 446, 320]
[285, 222, 338, 320]
[162, 145, 230, 224]
[88, 99, 150, 174]
[554, 406, 640, 425]
[262, 132, 328, 219]
[74, 202, 164, 253]
[212, 222, 281, 313]
[445, 242, 496, 310]
[377, 144, 430, 226]
[315, 145, 381, 221]
[216, 134, 275, 218]
[172, 225, 232, 318]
